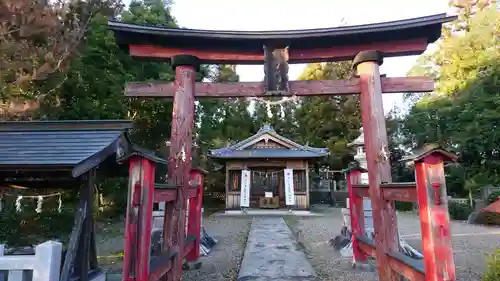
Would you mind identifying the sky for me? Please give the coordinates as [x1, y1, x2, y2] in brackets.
[126, 0, 451, 114]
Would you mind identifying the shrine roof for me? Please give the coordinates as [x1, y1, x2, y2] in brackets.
[0, 120, 139, 178]
[209, 125, 328, 159]
[108, 13, 455, 63]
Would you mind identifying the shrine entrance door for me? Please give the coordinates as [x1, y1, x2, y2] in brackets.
[250, 169, 283, 209]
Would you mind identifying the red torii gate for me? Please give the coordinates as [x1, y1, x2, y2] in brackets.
[109, 13, 456, 281]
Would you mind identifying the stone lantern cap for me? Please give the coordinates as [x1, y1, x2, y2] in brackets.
[347, 127, 364, 148]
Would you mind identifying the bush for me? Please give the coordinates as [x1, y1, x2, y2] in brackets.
[448, 201, 474, 220]
[483, 248, 500, 281]
[0, 201, 75, 247]
[487, 191, 500, 204]
[395, 201, 414, 211]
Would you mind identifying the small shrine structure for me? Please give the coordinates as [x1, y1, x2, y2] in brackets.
[209, 125, 328, 211]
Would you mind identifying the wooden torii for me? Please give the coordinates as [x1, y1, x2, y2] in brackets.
[109, 13, 456, 281]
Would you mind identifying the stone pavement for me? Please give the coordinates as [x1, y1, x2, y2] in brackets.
[237, 217, 317, 281]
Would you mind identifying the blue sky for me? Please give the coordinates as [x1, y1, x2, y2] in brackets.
[125, 0, 451, 114]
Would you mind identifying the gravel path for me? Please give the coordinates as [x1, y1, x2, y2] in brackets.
[287, 207, 500, 281]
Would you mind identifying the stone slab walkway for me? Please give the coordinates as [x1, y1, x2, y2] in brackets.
[237, 217, 317, 281]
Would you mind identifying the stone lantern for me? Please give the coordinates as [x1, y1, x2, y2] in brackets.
[347, 127, 368, 184]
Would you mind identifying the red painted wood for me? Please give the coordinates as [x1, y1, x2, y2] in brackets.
[125, 76, 434, 98]
[186, 170, 204, 262]
[386, 257, 426, 281]
[165, 64, 197, 281]
[357, 239, 376, 257]
[128, 38, 427, 64]
[357, 60, 399, 281]
[354, 187, 370, 198]
[123, 157, 140, 281]
[154, 189, 178, 203]
[162, 202, 175, 281]
[123, 157, 156, 281]
[382, 188, 418, 202]
[185, 188, 198, 199]
[415, 154, 456, 281]
[138, 159, 155, 281]
[347, 170, 367, 262]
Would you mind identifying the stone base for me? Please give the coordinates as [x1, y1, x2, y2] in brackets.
[182, 260, 202, 270]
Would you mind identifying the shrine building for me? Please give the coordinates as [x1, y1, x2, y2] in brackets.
[209, 125, 328, 211]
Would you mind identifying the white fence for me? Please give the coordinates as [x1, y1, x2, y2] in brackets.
[0, 241, 62, 281]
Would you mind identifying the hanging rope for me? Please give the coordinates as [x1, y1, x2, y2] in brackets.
[247, 94, 299, 106]
[4, 192, 63, 213]
[250, 169, 287, 178]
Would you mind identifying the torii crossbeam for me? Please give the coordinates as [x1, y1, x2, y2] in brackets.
[109, 12, 457, 281]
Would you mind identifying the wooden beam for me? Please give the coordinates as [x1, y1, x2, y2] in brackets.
[354, 187, 370, 198]
[128, 38, 428, 64]
[387, 252, 426, 281]
[148, 250, 175, 281]
[382, 187, 418, 202]
[356, 236, 377, 257]
[154, 188, 177, 203]
[126, 77, 434, 98]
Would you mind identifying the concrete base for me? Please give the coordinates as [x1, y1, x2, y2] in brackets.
[237, 217, 317, 281]
[182, 260, 202, 270]
[221, 209, 321, 216]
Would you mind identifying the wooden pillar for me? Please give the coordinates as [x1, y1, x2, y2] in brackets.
[123, 157, 156, 281]
[186, 169, 204, 263]
[346, 168, 367, 263]
[225, 165, 230, 210]
[414, 151, 456, 281]
[166, 55, 198, 281]
[354, 51, 399, 281]
[305, 162, 310, 209]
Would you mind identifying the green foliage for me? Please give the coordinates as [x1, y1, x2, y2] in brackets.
[482, 248, 500, 281]
[395, 201, 414, 212]
[448, 201, 474, 220]
[0, 197, 75, 246]
[401, 7, 500, 195]
[295, 62, 362, 170]
[487, 191, 500, 204]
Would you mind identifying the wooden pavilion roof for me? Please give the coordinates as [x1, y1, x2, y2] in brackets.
[209, 125, 328, 160]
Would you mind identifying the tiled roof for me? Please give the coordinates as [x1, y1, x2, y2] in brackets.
[209, 124, 328, 159]
[0, 120, 142, 177]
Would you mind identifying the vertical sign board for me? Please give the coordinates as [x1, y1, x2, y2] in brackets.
[240, 170, 251, 208]
[284, 168, 295, 206]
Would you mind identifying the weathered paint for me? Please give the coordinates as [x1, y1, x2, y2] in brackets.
[127, 38, 428, 64]
[123, 157, 156, 281]
[125, 76, 434, 98]
[165, 64, 197, 281]
[186, 170, 204, 262]
[357, 60, 399, 281]
[415, 154, 456, 281]
[347, 169, 367, 262]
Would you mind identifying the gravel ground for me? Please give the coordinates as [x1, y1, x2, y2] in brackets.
[181, 216, 252, 281]
[286, 206, 500, 281]
[96, 215, 252, 281]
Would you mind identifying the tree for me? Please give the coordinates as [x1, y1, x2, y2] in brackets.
[0, 0, 122, 119]
[402, 6, 500, 196]
[294, 62, 362, 170]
